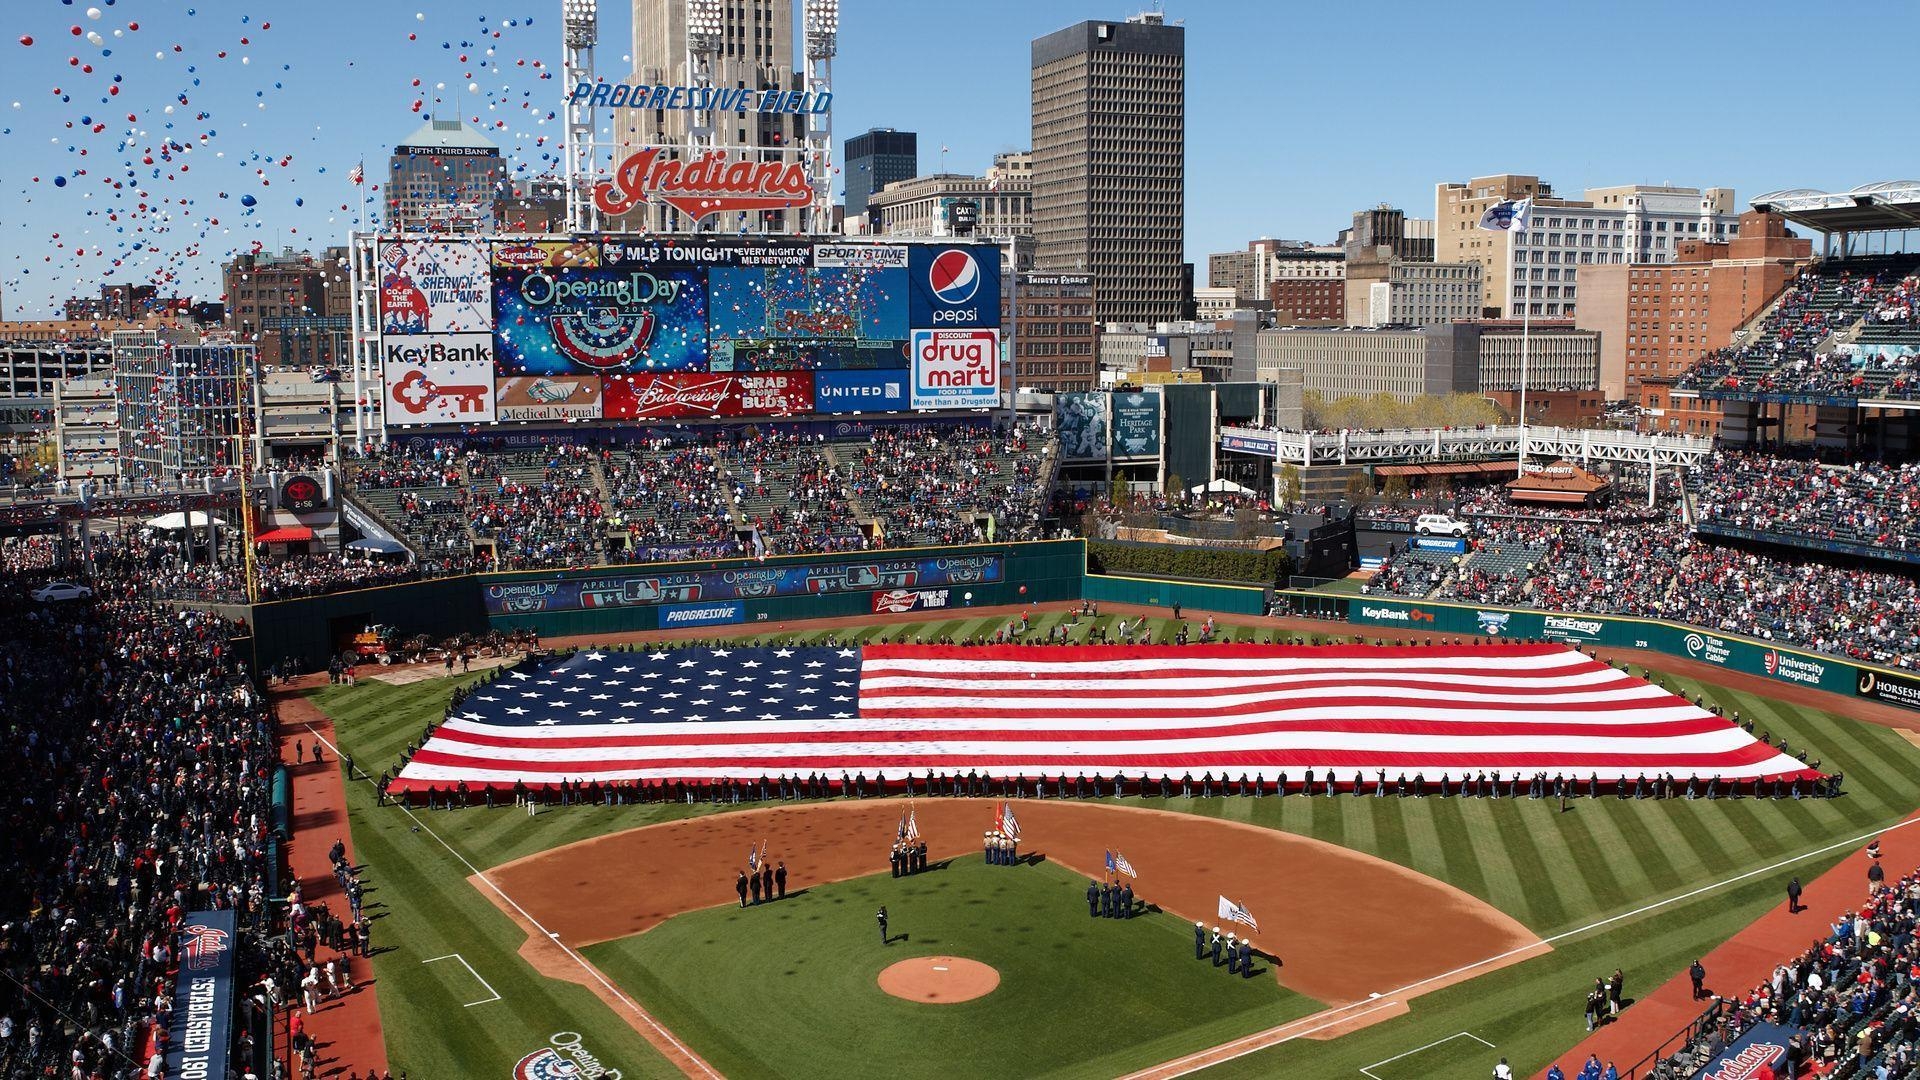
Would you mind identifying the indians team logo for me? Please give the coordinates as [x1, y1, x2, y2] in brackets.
[180, 923, 229, 972]
[1701, 1041, 1786, 1080]
[928, 249, 981, 305]
[512, 1049, 582, 1080]
[550, 308, 658, 369]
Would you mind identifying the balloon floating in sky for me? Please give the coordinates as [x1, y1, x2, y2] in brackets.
[240, 194, 256, 207]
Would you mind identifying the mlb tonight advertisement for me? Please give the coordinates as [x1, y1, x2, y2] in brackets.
[374, 237, 1000, 425]
[482, 554, 1003, 615]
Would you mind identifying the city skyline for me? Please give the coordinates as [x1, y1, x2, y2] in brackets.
[2, 0, 1917, 317]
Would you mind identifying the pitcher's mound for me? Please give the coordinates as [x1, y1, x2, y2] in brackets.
[877, 956, 1000, 1004]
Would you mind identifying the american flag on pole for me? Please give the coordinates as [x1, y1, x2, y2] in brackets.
[905, 806, 921, 841]
[1113, 852, 1137, 879]
[388, 644, 1820, 792]
[1219, 895, 1259, 933]
[998, 801, 1022, 841]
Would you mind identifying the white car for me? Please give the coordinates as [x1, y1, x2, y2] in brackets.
[1413, 513, 1470, 538]
[30, 581, 93, 603]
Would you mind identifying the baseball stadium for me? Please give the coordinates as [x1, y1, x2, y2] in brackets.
[8, 4, 1920, 1080]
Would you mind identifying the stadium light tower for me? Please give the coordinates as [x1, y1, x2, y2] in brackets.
[562, 0, 599, 234]
[802, 0, 839, 234]
[683, 0, 724, 233]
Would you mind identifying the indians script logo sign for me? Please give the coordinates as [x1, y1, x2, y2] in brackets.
[1702, 1041, 1786, 1080]
[180, 923, 230, 973]
[593, 148, 814, 220]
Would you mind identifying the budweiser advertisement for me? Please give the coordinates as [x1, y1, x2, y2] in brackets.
[593, 148, 814, 221]
[495, 375, 603, 422]
[602, 371, 814, 420]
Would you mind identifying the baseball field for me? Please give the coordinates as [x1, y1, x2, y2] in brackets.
[296, 609, 1920, 1079]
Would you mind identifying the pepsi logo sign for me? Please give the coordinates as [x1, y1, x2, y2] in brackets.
[928, 249, 980, 305]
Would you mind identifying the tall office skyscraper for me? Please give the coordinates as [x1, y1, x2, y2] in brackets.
[617, 0, 803, 231]
[1031, 13, 1185, 325]
[843, 128, 917, 227]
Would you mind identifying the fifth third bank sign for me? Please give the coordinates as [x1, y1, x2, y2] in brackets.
[910, 328, 1000, 410]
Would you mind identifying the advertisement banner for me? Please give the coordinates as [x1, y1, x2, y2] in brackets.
[910, 328, 1000, 410]
[489, 238, 600, 269]
[1689, 1021, 1798, 1080]
[378, 240, 492, 334]
[1220, 432, 1279, 455]
[602, 370, 813, 420]
[907, 245, 1002, 329]
[1858, 667, 1920, 710]
[382, 333, 498, 424]
[164, 909, 236, 1080]
[602, 236, 815, 269]
[495, 375, 603, 422]
[659, 600, 746, 628]
[1110, 392, 1162, 457]
[1411, 536, 1468, 554]
[482, 554, 1002, 615]
[708, 263, 908, 371]
[1055, 393, 1108, 461]
[814, 369, 909, 413]
[872, 587, 953, 614]
[492, 265, 708, 375]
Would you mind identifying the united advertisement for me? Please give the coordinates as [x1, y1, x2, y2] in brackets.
[378, 240, 492, 335]
[482, 554, 1003, 615]
[814, 369, 909, 413]
[383, 334, 498, 425]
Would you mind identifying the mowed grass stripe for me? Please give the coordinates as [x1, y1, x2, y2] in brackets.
[1474, 797, 1566, 932]
[1424, 796, 1493, 910]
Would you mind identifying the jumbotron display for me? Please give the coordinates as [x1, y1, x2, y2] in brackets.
[375, 236, 1002, 425]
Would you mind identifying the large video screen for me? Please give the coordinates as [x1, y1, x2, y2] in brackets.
[375, 236, 999, 426]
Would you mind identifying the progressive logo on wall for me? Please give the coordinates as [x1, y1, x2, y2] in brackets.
[910, 328, 1000, 410]
[907, 245, 1001, 328]
[378, 240, 492, 335]
[383, 333, 498, 424]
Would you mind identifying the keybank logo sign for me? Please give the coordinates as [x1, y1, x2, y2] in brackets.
[1359, 605, 1412, 622]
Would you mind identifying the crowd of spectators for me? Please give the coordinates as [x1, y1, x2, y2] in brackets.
[1630, 857, 1920, 1080]
[465, 445, 604, 570]
[0, 543, 278, 1079]
[1367, 508, 1920, 668]
[1691, 452, 1920, 554]
[845, 423, 1049, 546]
[1680, 262, 1920, 399]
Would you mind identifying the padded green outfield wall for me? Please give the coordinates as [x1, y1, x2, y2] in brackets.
[1083, 573, 1269, 615]
[240, 540, 1086, 671]
[1326, 592, 1920, 711]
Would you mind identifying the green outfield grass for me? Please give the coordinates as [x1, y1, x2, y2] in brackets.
[584, 856, 1316, 1080]
[307, 611, 1920, 1078]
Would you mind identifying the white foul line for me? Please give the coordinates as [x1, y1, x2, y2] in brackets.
[302, 722, 723, 1080]
[1358, 1031, 1495, 1080]
[1127, 810, 1920, 1080]
[421, 952, 501, 1007]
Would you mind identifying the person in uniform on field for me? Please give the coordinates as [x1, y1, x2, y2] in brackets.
[1238, 937, 1254, 978]
[1224, 934, 1239, 974]
[1210, 927, 1224, 967]
[1087, 880, 1100, 917]
[761, 861, 774, 900]
[1120, 883, 1134, 918]
[876, 905, 889, 945]
[735, 870, 749, 908]
[1194, 921, 1206, 959]
[775, 861, 788, 900]
[890, 843, 902, 878]
[749, 866, 762, 905]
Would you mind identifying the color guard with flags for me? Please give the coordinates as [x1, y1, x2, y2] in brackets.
[1478, 197, 1533, 233]
[1219, 894, 1259, 934]
[999, 802, 1021, 842]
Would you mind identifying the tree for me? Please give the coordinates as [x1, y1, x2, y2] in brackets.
[1276, 465, 1303, 509]
[1343, 470, 1374, 506]
[1164, 472, 1186, 505]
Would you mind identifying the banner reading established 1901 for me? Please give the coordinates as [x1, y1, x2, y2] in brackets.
[164, 908, 237, 1080]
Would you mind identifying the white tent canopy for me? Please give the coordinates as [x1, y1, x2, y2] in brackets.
[1189, 479, 1255, 496]
[144, 511, 226, 530]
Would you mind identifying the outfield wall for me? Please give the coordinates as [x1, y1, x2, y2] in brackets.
[1319, 592, 1920, 713]
[243, 539, 1086, 670]
[1083, 573, 1269, 615]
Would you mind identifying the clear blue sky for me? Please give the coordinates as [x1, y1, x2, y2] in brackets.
[4, 0, 1917, 318]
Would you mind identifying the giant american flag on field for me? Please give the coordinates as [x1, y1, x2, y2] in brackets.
[387, 643, 1821, 792]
